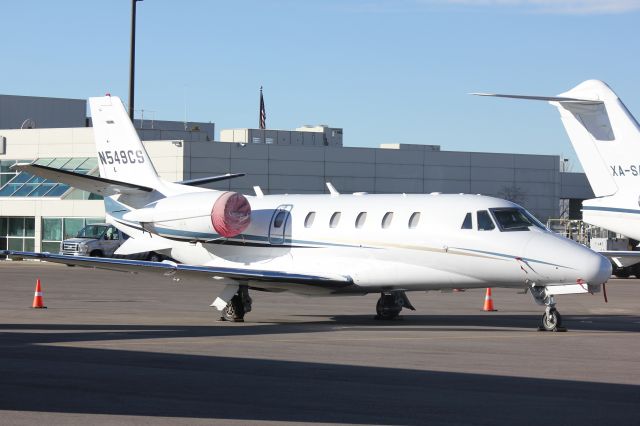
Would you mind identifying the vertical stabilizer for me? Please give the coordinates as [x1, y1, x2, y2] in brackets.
[89, 96, 162, 190]
[474, 80, 640, 198]
[550, 80, 640, 197]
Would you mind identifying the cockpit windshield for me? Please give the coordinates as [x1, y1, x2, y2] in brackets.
[490, 208, 547, 232]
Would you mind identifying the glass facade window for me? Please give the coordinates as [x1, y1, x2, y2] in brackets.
[0, 217, 35, 251]
[42, 218, 62, 241]
[8, 217, 25, 237]
[63, 218, 85, 240]
[0, 157, 101, 199]
[41, 217, 104, 253]
[0, 159, 29, 188]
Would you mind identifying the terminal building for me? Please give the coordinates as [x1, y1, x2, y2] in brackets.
[220, 124, 343, 147]
[0, 94, 593, 253]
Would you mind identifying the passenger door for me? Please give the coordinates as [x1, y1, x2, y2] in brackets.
[268, 205, 292, 245]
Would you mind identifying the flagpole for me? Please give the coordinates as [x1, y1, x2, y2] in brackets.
[259, 86, 266, 130]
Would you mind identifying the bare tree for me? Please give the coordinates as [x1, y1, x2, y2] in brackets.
[497, 185, 527, 206]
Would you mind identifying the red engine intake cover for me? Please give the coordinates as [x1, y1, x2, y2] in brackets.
[210, 192, 251, 238]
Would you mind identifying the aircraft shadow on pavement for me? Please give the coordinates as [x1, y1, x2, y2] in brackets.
[0, 328, 639, 425]
[322, 313, 640, 333]
[0, 311, 638, 349]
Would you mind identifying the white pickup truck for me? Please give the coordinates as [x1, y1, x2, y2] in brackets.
[60, 223, 163, 261]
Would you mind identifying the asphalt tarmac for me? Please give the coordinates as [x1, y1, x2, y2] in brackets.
[0, 261, 639, 426]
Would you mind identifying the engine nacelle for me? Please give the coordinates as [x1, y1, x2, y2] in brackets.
[210, 191, 251, 237]
[123, 191, 251, 241]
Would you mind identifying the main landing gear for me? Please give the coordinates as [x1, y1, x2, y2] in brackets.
[375, 291, 415, 320]
[221, 286, 252, 322]
[530, 286, 566, 332]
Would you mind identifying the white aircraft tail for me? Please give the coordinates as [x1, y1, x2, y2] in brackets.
[89, 96, 163, 191]
[474, 80, 640, 197]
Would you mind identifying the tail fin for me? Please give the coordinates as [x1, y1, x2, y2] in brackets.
[474, 80, 640, 197]
[89, 96, 162, 191]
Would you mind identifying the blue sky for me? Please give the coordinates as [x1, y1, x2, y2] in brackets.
[1, 0, 639, 170]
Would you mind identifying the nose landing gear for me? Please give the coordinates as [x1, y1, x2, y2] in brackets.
[541, 306, 564, 332]
[530, 286, 567, 332]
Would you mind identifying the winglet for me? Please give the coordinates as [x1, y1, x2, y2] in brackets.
[253, 186, 264, 197]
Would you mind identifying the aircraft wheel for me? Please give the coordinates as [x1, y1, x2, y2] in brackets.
[147, 252, 162, 262]
[614, 267, 630, 278]
[222, 294, 245, 322]
[540, 308, 565, 332]
[375, 294, 402, 320]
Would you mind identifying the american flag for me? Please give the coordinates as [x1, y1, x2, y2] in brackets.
[259, 86, 266, 129]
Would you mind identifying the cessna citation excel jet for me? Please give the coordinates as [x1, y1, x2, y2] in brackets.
[474, 80, 640, 275]
[1, 95, 611, 331]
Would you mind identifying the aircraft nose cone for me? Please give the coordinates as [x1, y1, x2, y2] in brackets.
[584, 252, 612, 285]
[525, 234, 611, 285]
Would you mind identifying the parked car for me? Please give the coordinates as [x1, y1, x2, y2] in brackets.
[60, 223, 164, 261]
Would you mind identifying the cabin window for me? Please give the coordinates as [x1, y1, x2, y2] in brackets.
[461, 212, 472, 229]
[408, 212, 420, 229]
[477, 210, 495, 231]
[273, 211, 287, 228]
[330, 212, 341, 228]
[355, 212, 367, 229]
[304, 212, 316, 228]
[381, 212, 394, 229]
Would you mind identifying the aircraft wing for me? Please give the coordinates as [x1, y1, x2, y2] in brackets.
[598, 251, 640, 268]
[12, 163, 153, 196]
[0, 250, 354, 290]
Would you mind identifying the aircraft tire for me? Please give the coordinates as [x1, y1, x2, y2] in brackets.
[147, 252, 162, 262]
[222, 295, 245, 322]
[540, 308, 565, 332]
[375, 295, 401, 320]
[613, 266, 630, 278]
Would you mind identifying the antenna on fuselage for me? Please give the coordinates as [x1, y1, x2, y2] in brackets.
[326, 182, 340, 196]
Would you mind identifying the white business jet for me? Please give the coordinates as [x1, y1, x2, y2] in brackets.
[474, 80, 640, 275]
[1, 95, 611, 331]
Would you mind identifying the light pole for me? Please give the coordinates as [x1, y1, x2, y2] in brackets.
[129, 0, 143, 121]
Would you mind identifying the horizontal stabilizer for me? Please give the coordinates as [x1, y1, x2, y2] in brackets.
[177, 173, 245, 187]
[114, 235, 173, 256]
[13, 163, 154, 196]
[598, 251, 640, 269]
[471, 93, 603, 105]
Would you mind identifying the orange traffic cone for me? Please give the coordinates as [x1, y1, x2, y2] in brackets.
[32, 279, 46, 309]
[482, 287, 497, 312]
